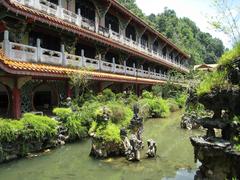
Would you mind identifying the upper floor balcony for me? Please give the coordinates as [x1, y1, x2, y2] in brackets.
[13, 0, 189, 72]
[0, 31, 188, 83]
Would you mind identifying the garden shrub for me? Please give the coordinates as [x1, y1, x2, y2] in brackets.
[90, 122, 121, 143]
[64, 116, 88, 140]
[149, 98, 170, 118]
[107, 101, 133, 127]
[0, 119, 23, 142]
[0, 114, 58, 143]
[21, 113, 58, 141]
[142, 91, 154, 99]
[175, 93, 187, 108]
[218, 43, 240, 66]
[196, 70, 227, 96]
[167, 98, 180, 112]
[53, 108, 72, 122]
[138, 99, 151, 119]
[97, 89, 116, 102]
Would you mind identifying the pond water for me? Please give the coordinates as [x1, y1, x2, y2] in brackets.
[0, 111, 203, 180]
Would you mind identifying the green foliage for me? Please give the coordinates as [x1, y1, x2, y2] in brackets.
[107, 101, 133, 127]
[138, 94, 170, 118]
[53, 108, 72, 122]
[97, 89, 116, 102]
[167, 98, 180, 112]
[117, 0, 225, 65]
[149, 98, 170, 118]
[218, 43, 240, 66]
[64, 116, 88, 140]
[0, 114, 58, 143]
[138, 98, 151, 119]
[97, 122, 121, 143]
[196, 70, 227, 96]
[142, 91, 154, 99]
[175, 93, 187, 108]
[21, 113, 58, 140]
[0, 119, 23, 142]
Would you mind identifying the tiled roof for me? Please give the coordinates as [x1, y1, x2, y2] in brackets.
[1, 0, 189, 73]
[0, 50, 166, 85]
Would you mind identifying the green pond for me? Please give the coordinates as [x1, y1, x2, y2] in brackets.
[0, 111, 203, 180]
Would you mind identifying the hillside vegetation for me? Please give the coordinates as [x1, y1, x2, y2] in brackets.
[118, 0, 225, 65]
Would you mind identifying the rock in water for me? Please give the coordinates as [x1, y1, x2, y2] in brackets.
[146, 139, 157, 158]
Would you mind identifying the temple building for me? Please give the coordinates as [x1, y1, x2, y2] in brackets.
[0, 0, 190, 118]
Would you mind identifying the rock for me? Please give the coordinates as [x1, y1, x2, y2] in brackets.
[180, 113, 200, 130]
[146, 139, 157, 158]
[190, 136, 240, 179]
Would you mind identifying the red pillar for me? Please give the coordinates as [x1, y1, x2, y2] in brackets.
[135, 84, 141, 97]
[98, 81, 103, 93]
[67, 84, 72, 98]
[12, 86, 21, 119]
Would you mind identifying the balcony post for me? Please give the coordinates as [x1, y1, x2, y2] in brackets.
[148, 67, 150, 77]
[133, 63, 136, 76]
[99, 54, 102, 71]
[61, 44, 67, 66]
[109, 24, 112, 37]
[77, 8, 82, 27]
[95, 12, 99, 33]
[81, 49, 85, 67]
[33, 0, 40, 9]
[3, 30, 10, 57]
[36, 38, 42, 63]
[112, 57, 116, 73]
[130, 35, 133, 47]
[124, 60, 127, 75]
[57, 2, 63, 19]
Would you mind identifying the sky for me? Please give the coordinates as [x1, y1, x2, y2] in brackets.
[135, 0, 233, 48]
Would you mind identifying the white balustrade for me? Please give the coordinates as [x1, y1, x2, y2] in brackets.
[9, 42, 37, 62]
[115, 64, 125, 74]
[66, 54, 82, 67]
[41, 48, 62, 65]
[84, 58, 99, 70]
[62, 9, 78, 24]
[101, 61, 113, 72]
[39, 0, 58, 16]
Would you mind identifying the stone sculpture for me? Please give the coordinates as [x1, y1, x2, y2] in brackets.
[146, 139, 157, 158]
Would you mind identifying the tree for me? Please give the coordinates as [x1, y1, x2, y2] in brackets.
[117, 1, 225, 65]
[68, 70, 92, 99]
[209, 0, 240, 45]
